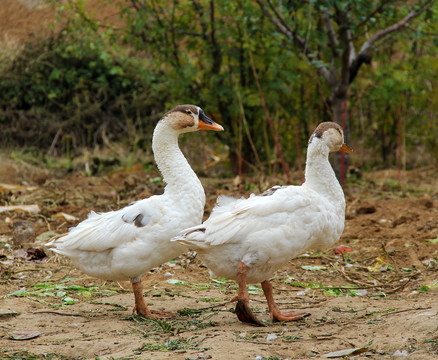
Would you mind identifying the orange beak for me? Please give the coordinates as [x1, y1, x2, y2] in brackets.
[340, 143, 353, 153]
[197, 110, 224, 131]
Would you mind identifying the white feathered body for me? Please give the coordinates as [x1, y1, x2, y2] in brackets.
[48, 113, 207, 282]
[50, 190, 203, 281]
[175, 129, 346, 284]
[178, 186, 344, 283]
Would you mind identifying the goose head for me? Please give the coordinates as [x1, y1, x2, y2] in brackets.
[161, 105, 224, 134]
[309, 122, 352, 153]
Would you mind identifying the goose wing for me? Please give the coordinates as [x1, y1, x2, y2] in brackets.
[47, 197, 160, 253]
[177, 186, 322, 248]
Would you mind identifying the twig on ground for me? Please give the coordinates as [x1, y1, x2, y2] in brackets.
[197, 300, 234, 311]
[32, 310, 84, 317]
[380, 306, 432, 317]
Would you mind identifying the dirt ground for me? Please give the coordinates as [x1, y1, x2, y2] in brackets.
[1, 1, 437, 359]
[0, 0, 121, 48]
[0, 155, 437, 360]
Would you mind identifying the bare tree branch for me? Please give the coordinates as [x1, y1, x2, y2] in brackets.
[257, 0, 293, 37]
[256, 0, 332, 82]
[349, 53, 372, 84]
[169, 0, 181, 68]
[349, 0, 434, 83]
[323, 10, 339, 58]
[347, 29, 356, 64]
[266, 0, 294, 35]
[192, 1, 222, 74]
[340, 40, 351, 94]
[209, 1, 222, 74]
[304, 2, 312, 55]
[192, 0, 208, 41]
[247, 45, 291, 182]
[358, 0, 434, 57]
[148, 1, 181, 67]
[355, 0, 392, 30]
[406, 24, 438, 36]
[335, 9, 351, 95]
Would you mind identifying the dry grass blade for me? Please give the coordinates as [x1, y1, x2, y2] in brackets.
[152, 318, 176, 334]
[331, 261, 422, 294]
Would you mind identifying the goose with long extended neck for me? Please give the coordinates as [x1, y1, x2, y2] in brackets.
[47, 105, 223, 318]
[173, 122, 352, 326]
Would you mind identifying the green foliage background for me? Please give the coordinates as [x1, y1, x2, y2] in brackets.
[0, 0, 436, 174]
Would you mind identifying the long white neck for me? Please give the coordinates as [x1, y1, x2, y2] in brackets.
[303, 139, 345, 208]
[152, 121, 205, 207]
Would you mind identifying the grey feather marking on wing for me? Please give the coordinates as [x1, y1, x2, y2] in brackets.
[121, 212, 151, 227]
[260, 185, 288, 197]
[133, 214, 145, 227]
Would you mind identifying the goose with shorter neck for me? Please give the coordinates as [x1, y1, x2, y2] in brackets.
[173, 122, 352, 326]
[47, 105, 223, 318]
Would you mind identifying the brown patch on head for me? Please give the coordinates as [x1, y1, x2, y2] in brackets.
[167, 104, 199, 117]
[162, 104, 200, 130]
[313, 122, 343, 138]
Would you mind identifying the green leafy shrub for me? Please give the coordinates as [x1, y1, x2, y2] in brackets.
[0, 2, 159, 152]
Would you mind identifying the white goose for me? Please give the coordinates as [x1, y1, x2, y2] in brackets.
[174, 122, 352, 326]
[47, 105, 224, 318]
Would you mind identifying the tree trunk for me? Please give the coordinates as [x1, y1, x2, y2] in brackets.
[331, 94, 350, 183]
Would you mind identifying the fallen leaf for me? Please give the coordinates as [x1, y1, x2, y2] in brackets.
[0, 205, 40, 214]
[9, 330, 41, 340]
[356, 289, 368, 296]
[301, 265, 327, 271]
[8, 288, 26, 296]
[266, 333, 278, 341]
[335, 246, 352, 255]
[428, 237, 438, 244]
[0, 183, 38, 192]
[166, 279, 186, 285]
[35, 231, 60, 243]
[52, 212, 78, 222]
[367, 256, 389, 272]
[392, 350, 408, 357]
[323, 347, 368, 358]
[247, 285, 260, 295]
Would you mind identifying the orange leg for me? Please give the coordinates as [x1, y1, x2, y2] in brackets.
[234, 262, 266, 327]
[131, 280, 174, 319]
[261, 280, 310, 322]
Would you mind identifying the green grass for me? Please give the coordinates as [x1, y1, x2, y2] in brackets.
[0, 351, 84, 360]
[7, 279, 118, 307]
[166, 277, 238, 292]
[127, 308, 219, 336]
[133, 338, 202, 353]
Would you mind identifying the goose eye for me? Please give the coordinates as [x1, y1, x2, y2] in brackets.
[185, 109, 192, 115]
